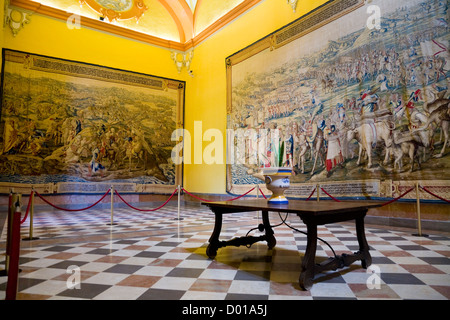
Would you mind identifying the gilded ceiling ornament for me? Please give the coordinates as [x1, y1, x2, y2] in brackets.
[287, 0, 298, 13]
[4, 0, 32, 36]
[79, 0, 148, 22]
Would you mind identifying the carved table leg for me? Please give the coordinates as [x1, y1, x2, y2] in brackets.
[299, 222, 317, 290]
[355, 215, 372, 269]
[262, 210, 276, 249]
[206, 211, 223, 259]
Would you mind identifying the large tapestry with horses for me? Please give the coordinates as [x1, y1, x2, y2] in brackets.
[226, 0, 449, 199]
[0, 50, 184, 194]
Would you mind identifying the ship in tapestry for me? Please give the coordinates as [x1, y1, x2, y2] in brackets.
[0, 50, 184, 186]
[228, 0, 449, 186]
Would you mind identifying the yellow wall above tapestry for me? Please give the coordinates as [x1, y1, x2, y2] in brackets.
[1, 9, 182, 80]
[183, 0, 329, 194]
[0, 2, 4, 48]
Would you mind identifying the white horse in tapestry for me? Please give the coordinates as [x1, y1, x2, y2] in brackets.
[346, 120, 394, 168]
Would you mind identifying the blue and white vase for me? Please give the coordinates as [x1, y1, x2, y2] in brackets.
[263, 167, 292, 204]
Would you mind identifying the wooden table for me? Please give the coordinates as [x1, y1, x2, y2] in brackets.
[202, 199, 381, 290]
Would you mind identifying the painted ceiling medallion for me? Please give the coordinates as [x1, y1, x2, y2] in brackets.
[79, 0, 148, 22]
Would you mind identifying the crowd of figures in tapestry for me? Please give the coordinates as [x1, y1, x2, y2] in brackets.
[0, 51, 182, 185]
[228, 0, 450, 187]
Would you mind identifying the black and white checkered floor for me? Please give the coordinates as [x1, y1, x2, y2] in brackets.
[1, 202, 449, 300]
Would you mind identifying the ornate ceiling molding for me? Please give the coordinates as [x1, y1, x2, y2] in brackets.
[157, 0, 193, 43]
[79, 0, 148, 22]
[7, 0, 262, 51]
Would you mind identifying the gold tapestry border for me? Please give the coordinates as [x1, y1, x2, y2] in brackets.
[4, 50, 184, 91]
[272, 0, 364, 49]
[0, 181, 176, 195]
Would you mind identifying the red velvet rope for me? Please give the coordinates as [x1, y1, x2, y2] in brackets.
[23, 183, 449, 220]
[182, 187, 255, 202]
[114, 188, 178, 211]
[259, 187, 267, 199]
[305, 188, 316, 201]
[20, 191, 34, 224]
[34, 188, 111, 212]
[419, 186, 450, 203]
[380, 187, 415, 206]
[258, 184, 448, 206]
[320, 187, 341, 202]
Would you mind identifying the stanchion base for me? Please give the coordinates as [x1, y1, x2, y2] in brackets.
[412, 233, 429, 237]
[173, 218, 184, 221]
[107, 223, 118, 226]
[1, 268, 22, 276]
[22, 237, 40, 241]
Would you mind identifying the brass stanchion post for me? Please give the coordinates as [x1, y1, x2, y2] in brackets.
[108, 186, 117, 225]
[316, 184, 320, 202]
[23, 189, 39, 241]
[256, 184, 261, 221]
[416, 182, 422, 236]
[10, 193, 22, 224]
[178, 185, 181, 219]
[174, 185, 183, 221]
[413, 182, 428, 237]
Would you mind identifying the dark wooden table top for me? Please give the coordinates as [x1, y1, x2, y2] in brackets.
[202, 199, 382, 215]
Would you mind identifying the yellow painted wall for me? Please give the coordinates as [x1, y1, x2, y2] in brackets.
[184, 0, 328, 194]
[1, 0, 327, 195]
[2, 13, 182, 80]
[0, 2, 4, 54]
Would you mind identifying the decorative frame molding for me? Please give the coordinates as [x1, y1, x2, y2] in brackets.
[4, 0, 32, 36]
[287, 0, 298, 13]
[8, 0, 262, 51]
[170, 49, 194, 73]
